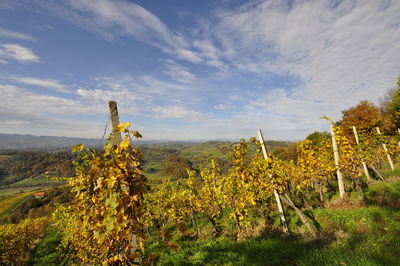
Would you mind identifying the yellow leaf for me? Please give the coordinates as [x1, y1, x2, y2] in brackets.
[72, 144, 84, 152]
[131, 130, 142, 139]
[115, 122, 131, 132]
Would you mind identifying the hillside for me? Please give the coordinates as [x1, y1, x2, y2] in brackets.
[143, 174, 400, 265]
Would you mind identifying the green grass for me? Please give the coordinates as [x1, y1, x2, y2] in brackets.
[8, 176, 62, 188]
[30, 225, 67, 266]
[145, 206, 400, 265]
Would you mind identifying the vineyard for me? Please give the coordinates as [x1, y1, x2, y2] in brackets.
[1, 83, 400, 265]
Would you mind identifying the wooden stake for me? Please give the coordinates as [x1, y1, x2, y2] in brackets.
[257, 129, 289, 234]
[108, 100, 122, 145]
[108, 101, 140, 264]
[376, 127, 395, 170]
[352, 126, 370, 182]
[280, 194, 317, 237]
[330, 125, 345, 198]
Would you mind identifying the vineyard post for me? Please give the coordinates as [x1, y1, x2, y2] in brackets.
[108, 100, 122, 145]
[330, 125, 345, 198]
[352, 126, 371, 182]
[257, 129, 289, 235]
[108, 100, 141, 264]
[376, 127, 395, 170]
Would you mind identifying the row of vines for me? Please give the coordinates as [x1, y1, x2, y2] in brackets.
[49, 119, 400, 265]
[0, 217, 49, 265]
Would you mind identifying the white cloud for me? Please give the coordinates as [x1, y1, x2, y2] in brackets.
[28, 0, 226, 67]
[31, 0, 191, 59]
[212, 1, 400, 101]
[0, 27, 35, 41]
[0, 43, 40, 63]
[0, 85, 101, 115]
[152, 105, 207, 121]
[2, 0, 400, 140]
[10, 76, 69, 93]
[162, 60, 197, 83]
[185, 0, 400, 137]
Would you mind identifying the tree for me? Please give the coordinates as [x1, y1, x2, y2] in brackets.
[385, 78, 400, 130]
[161, 155, 194, 179]
[306, 131, 331, 145]
[339, 100, 382, 138]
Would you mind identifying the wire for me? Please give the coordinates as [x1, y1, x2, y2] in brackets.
[99, 114, 111, 147]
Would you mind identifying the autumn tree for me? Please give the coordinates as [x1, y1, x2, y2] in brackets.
[161, 155, 194, 179]
[339, 100, 382, 139]
[271, 143, 297, 162]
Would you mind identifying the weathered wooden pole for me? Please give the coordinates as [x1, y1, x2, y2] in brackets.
[376, 127, 394, 170]
[257, 129, 289, 234]
[108, 101, 140, 264]
[330, 125, 345, 198]
[108, 100, 122, 145]
[352, 126, 370, 182]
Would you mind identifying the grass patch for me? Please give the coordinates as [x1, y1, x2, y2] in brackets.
[8, 176, 62, 188]
[30, 225, 67, 265]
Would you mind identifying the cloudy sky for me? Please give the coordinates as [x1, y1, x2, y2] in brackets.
[0, 0, 399, 140]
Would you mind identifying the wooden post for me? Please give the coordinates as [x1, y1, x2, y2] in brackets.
[108, 101, 140, 264]
[108, 100, 122, 145]
[257, 129, 289, 234]
[376, 127, 394, 170]
[330, 125, 345, 198]
[352, 126, 370, 182]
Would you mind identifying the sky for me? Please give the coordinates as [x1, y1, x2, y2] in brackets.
[0, 0, 399, 141]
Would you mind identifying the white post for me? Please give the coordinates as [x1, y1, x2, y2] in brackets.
[352, 126, 370, 182]
[257, 129, 289, 234]
[376, 127, 394, 170]
[331, 125, 345, 198]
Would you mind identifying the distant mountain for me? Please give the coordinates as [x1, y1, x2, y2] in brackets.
[0, 134, 210, 151]
[0, 134, 101, 151]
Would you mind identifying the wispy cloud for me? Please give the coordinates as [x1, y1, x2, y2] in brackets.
[0, 43, 40, 63]
[152, 105, 207, 121]
[0, 27, 35, 41]
[162, 60, 197, 83]
[9, 76, 69, 93]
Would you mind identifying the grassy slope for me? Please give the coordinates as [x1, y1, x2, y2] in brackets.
[144, 178, 400, 265]
[7, 176, 62, 188]
[0, 186, 44, 199]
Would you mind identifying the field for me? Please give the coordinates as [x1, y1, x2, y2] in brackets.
[0, 189, 45, 217]
[0, 186, 44, 199]
[7, 176, 63, 188]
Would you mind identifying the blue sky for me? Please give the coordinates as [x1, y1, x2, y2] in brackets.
[0, 0, 399, 140]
